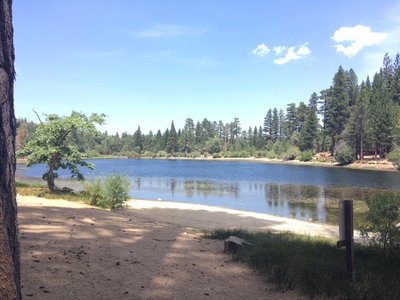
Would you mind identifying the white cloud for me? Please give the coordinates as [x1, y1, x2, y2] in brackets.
[273, 43, 311, 65]
[332, 25, 387, 57]
[273, 46, 286, 55]
[138, 25, 206, 38]
[252, 43, 270, 57]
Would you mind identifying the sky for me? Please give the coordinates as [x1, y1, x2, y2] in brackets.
[13, 0, 400, 134]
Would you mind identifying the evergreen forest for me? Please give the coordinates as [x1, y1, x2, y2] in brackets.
[16, 53, 400, 164]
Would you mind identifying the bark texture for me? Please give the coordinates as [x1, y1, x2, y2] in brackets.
[0, 0, 21, 299]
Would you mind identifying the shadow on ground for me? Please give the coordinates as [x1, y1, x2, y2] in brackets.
[19, 198, 305, 300]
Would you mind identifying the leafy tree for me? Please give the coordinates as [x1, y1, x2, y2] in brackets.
[335, 141, 355, 165]
[206, 137, 221, 154]
[18, 112, 105, 191]
[360, 192, 400, 256]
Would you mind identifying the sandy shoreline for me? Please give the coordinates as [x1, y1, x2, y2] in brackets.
[17, 156, 398, 172]
[125, 199, 339, 238]
[18, 195, 310, 299]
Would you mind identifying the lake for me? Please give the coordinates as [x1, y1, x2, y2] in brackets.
[16, 159, 400, 224]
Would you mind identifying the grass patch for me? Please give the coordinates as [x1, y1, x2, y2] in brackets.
[206, 229, 400, 299]
[16, 181, 85, 202]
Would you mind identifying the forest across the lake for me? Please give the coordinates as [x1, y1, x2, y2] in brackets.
[16, 52, 400, 170]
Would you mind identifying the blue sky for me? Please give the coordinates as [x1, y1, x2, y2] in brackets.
[13, 1, 400, 134]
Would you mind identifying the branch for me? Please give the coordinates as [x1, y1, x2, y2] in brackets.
[32, 108, 43, 124]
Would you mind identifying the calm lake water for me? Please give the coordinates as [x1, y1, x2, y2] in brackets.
[16, 159, 400, 224]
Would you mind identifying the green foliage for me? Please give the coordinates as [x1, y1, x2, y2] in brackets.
[207, 229, 400, 299]
[299, 150, 313, 162]
[104, 174, 131, 210]
[83, 179, 105, 207]
[335, 141, 355, 165]
[18, 111, 105, 191]
[84, 174, 130, 210]
[388, 148, 400, 170]
[325, 66, 351, 152]
[281, 145, 300, 161]
[360, 192, 400, 256]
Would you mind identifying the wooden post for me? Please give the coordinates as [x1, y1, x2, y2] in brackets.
[337, 200, 355, 281]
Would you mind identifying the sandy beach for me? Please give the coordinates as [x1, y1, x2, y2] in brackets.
[17, 195, 336, 299]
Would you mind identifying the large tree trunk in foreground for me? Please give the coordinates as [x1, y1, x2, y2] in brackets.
[0, 0, 21, 299]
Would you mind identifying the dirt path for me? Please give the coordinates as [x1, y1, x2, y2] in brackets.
[18, 195, 307, 300]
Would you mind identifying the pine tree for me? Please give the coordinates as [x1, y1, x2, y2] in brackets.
[155, 130, 163, 151]
[325, 66, 351, 153]
[298, 93, 319, 151]
[286, 103, 297, 137]
[181, 118, 195, 153]
[247, 126, 253, 148]
[0, 1, 21, 297]
[271, 108, 279, 142]
[263, 109, 272, 140]
[278, 109, 286, 141]
[258, 125, 264, 149]
[296, 102, 308, 132]
[391, 53, 400, 104]
[369, 71, 394, 157]
[133, 126, 144, 152]
[347, 68, 359, 107]
[167, 121, 179, 153]
[346, 80, 371, 159]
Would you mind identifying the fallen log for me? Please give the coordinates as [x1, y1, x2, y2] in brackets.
[224, 236, 253, 253]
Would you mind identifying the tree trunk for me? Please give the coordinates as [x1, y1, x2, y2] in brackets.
[0, 0, 21, 299]
[330, 136, 336, 155]
[47, 166, 55, 192]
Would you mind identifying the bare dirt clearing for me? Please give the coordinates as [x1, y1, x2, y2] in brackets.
[19, 195, 319, 299]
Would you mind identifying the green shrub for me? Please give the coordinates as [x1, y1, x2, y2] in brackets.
[254, 150, 268, 158]
[83, 179, 105, 207]
[189, 151, 202, 158]
[335, 141, 355, 165]
[299, 151, 313, 162]
[142, 151, 155, 158]
[84, 174, 131, 210]
[360, 192, 400, 256]
[156, 150, 168, 157]
[104, 174, 131, 210]
[85, 150, 100, 158]
[388, 148, 400, 170]
[281, 145, 300, 160]
[212, 152, 222, 158]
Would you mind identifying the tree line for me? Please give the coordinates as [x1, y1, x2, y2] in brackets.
[17, 52, 400, 163]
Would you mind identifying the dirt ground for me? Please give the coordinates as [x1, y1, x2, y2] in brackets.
[18, 195, 329, 299]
